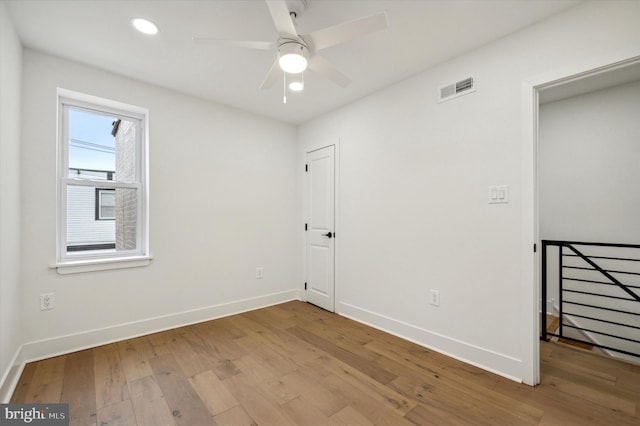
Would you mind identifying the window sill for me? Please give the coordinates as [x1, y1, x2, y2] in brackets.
[52, 255, 153, 275]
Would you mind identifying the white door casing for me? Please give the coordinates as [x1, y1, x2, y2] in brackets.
[305, 145, 335, 312]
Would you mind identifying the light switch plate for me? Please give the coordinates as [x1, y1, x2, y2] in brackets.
[488, 185, 509, 204]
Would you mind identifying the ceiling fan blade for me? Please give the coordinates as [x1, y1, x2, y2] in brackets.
[265, 0, 297, 37]
[308, 55, 352, 88]
[260, 59, 282, 90]
[192, 37, 275, 50]
[305, 12, 388, 51]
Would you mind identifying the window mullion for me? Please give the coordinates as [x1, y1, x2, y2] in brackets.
[63, 178, 139, 190]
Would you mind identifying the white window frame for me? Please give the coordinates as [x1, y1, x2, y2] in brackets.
[96, 188, 116, 221]
[55, 89, 151, 274]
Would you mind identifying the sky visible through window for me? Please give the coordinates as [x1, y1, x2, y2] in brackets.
[69, 109, 116, 172]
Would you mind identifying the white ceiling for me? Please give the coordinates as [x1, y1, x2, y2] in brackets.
[6, 0, 582, 124]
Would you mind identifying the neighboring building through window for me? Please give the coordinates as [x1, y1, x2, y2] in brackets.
[57, 90, 148, 266]
[96, 188, 116, 220]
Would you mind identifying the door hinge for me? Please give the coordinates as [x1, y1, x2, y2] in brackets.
[533, 243, 537, 253]
[304, 282, 307, 290]
[305, 164, 308, 172]
[305, 223, 307, 231]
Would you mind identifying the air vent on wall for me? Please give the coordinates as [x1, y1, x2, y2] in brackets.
[437, 76, 476, 103]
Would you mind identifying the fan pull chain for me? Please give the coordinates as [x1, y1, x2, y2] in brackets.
[283, 72, 287, 104]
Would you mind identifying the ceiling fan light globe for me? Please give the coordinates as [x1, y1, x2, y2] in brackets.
[277, 42, 309, 73]
[289, 81, 304, 91]
[131, 18, 159, 35]
[279, 54, 307, 73]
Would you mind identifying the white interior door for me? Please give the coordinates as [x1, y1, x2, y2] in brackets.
[306, 145, 335, 311]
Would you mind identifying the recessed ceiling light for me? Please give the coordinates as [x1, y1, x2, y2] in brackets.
[131, 18, 159, 35]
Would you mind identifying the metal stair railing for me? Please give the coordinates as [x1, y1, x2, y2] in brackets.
[541, 240, 640, 358]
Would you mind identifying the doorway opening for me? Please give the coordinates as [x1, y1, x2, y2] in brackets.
[524, 55, 640, 385]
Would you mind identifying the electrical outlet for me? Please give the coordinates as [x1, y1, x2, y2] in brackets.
[430, 290, 440, 307]
[40, 293, 55, 311]
[256, 267, 263, 279]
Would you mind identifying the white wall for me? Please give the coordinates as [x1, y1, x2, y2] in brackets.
[0, 1, 23, 401]
[298, 0, 640, 381]
[19, 50, 299, 360]
[540, 80, 640, 244]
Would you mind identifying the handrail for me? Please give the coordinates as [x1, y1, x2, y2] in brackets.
[541, 240, 640, 359]
[542, 239, 640, 249]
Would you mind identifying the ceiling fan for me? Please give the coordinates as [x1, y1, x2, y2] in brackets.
[193, 0, 388, 96]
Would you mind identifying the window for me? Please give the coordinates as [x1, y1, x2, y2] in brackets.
[96, 188, 115, 220]
[57, 90, 149, 272]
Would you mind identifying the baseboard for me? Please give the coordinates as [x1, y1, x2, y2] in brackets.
[0, 348, 24, 403]
[0, 289, 301, 401]
[337, 301, 523, 383]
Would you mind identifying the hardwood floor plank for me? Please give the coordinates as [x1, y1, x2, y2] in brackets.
[233, 333, 298, 378]
[616, 369, 640, 394]
[310, 353, 417, 416]
[148, 353, 215, 426]
[223, 374, 297, 425]
[330, 405, 374, 426]
[9, 362, 38, 403]
[164, 329, 208, 378]
[128, 376, 176, 426]
[278, 369, 347, 416]
[189, 320, 247, 362]
[236, 311, 324, 364]
[232, 355, 299, 404]
[366, 339, 543, 423]
[540, 364, 637, 415]
[540, 354, 618, 385]
[96, 399, 136, 426]
[61, 349, 97, 426]
[146, 329, 176, 357]
[494, 372, 640, 426]
[547, 342, 639, 375]
[189, 370, 239, 415]
[117, 337, 154, 383]
[320, 372, 414, 426]
[390, 373, 540, 425]
[286, 325, 397, 385]
[214, 405, 257, 426]
[242, 304, 297, 330]
[93, 343, 129, 410]
[281, 395, 339, 426]
[18, 355, 65, 404]
[404, 402, 470, 426]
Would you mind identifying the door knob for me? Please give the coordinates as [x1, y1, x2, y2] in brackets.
[322, 232, 333, 238]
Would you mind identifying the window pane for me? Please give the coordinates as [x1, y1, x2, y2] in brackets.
[68, 109, 137, 183]
[67, 185, 115, 251]
[98, 190, 115, 220]
[68, 109, 116, 180]
[67, 185, 137, 253]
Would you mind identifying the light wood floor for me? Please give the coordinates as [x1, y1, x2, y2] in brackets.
[11, 301, 640, 425]
[544, 314, 594, 351]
